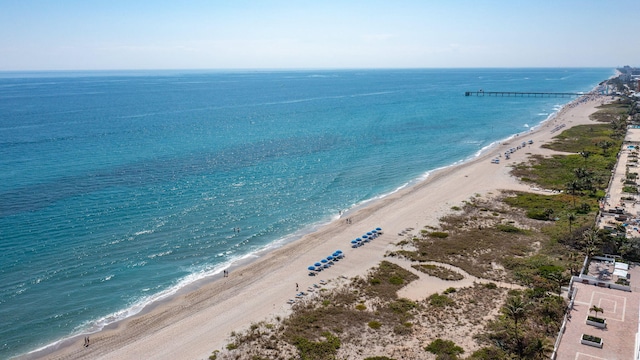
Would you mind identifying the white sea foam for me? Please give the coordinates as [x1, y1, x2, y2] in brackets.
[148, 250, 173, 259]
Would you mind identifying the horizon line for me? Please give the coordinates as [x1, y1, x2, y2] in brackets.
[0, 66, 623, 74]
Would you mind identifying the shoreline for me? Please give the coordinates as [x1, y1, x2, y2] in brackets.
[25, 91, 610, 360]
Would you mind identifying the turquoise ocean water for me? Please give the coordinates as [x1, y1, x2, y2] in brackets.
[0, 68, 612, 358]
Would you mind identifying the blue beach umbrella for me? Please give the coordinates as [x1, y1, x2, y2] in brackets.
[308, 266, 316, 271]
[335, 250, 342, 254]
[327, 256, 334, 261]
[376, 227, 382, 231]
[332, 252, 340, 257]
[315, 262, 322, 267]
[321, 259, 328, 263]
[362, 235, 368, 239]
[371, 230, 377, 233]
[356, 238, 362, 241]
[367, 232, 373, 235]
[351, 240, 358, 244]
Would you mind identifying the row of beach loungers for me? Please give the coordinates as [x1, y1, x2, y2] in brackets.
[296, 227, 383, 305]
[501, 139, 533, 161]
[304, 227, 383, 276]
[287, 280, 327, 304]
[350, 227, 382, 248]
[307, 251, 344, 275]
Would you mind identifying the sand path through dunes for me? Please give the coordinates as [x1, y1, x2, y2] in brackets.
[383, 257, 526, 301]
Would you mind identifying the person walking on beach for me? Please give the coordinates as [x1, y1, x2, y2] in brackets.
[296, 283, 299, 291]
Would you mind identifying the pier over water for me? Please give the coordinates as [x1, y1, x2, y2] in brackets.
[465, 91, 584, 97]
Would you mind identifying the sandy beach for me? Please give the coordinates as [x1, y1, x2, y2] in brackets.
[33, 94, 609, 360]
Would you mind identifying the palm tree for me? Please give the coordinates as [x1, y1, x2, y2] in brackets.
[574, 167, 589, 179]
[611, 115, 628, 138]
[568, 252, 581, 276]
[503, 295, 529, 357]
[579, 150, 591, 166]
[581, 228, 602, 258]
[589, 305, 604, 318]
[547, 271, 571, 294]
[566, 180, 581, 207]
[567, 213, 577, 234]
[597, 140, 613, 156]
[527, 337, 554, 360]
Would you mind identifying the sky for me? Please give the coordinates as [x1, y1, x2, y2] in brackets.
[1, 0, 638, 71]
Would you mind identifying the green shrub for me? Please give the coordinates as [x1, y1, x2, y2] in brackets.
[355, 303, 367, 311]
[428, 293, 454, 307]
[425, 338, 464, 357]
[388, 276, 403, 285]
[429, 231, 449, 238]
[393, 324, 412, 335]
[577, 203, 591, 214]
[368, 320, 382, 329]
[484, 282, 497, 289]
[295, 332, 341, 360]
[587, 315, 605, 323]
[469, 346, 507, 359]
[496, 224, 524, 233]
[581, 334, 602, 343]
[526, 209, 551, 220]
[226, 343, 238, 350]
[443, 287, 456, 294]
[412, 264, 464, 281]
[364, 357, 396, 360]
[388, 298, 418, 314]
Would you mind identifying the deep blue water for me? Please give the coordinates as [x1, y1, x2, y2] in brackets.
[0, 68, 613, 358]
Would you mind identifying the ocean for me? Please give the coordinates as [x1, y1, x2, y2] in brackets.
[0, 68, 613, 358]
